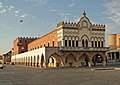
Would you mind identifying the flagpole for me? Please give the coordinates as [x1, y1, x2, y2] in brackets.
[20, 20, 24, 37]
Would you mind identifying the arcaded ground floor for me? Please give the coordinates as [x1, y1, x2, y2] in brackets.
[12, 47, 108, 68]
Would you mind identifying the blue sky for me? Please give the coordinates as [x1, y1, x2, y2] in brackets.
[0, 0, 120, 54]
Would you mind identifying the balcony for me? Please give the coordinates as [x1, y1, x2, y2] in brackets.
[59, 46, 109, 52]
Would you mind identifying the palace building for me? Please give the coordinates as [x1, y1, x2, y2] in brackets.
[11, 11, 108, 68]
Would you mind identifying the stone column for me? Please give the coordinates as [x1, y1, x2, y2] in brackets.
[88, 59, 92, 67]
[114, 52, 116, 61]
[43, 63, 48, 68]
[75, 62, 79, 67]
[61, 62, 64, 68]
[88, 62, 91, 67]
[102, 61, 106, 67]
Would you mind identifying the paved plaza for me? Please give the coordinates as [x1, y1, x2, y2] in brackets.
[0, 64, 120, 85]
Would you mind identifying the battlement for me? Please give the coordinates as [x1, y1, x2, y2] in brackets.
[18, 37, 38, 40]
[92, 24, 105, 29]
[57, 21, 77, 28]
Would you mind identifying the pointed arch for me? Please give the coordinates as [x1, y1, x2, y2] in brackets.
[48, 53, 63, 67]
[41, 54, 44, 67]
[82, 39, 84, 47]
[81, 34, 89, 41]
[79, 53, 89, 66]
[65, 53, 76, 67]
[33, 56, 36, 67]
[37, 55, 40, 67]
[86, 39, 88, 47]
[31, 56, 32, 66]
[92, 53, 104, 66]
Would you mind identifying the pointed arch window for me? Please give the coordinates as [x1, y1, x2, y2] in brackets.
[91, 41, 94, 47]
[72, 40, 74, 47]
[86, 39, 88, 47]
[82, 39, 84, 47]
[76, 41, 78, 47]
[98, 41, 100, 47]
[101, 41, 103, 47]
[69, 40, 71, 47]
[65, 40, 67, 47]
[95, 41, 97, 47]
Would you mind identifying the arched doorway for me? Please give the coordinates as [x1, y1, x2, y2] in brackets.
[48, 53, 63, 67]
[37, 55, 39, 67]
[31, 56, 32, 66]
[41, 54, 44, 68]
[28, 57, 30, 66]
[65, 53, 76, 67]
[79, 53, 89, 66]
[26, 57, 27, 66]
[34, 56, 36, 67]
[92, 54, 103, 66]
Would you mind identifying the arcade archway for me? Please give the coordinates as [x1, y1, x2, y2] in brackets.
[65, 53, 76, 67]
[92, 54, 104, 66]
[48, 53, 63, 67]
[79, 53, 89, 66]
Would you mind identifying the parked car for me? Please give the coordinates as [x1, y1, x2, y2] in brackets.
[0, 60, 4, 69]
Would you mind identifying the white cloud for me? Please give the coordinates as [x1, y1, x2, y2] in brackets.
[56, 11, 70, 20]
[48, 6, 70, 20]
[69, 0, 76, 8]
[15, 10, 20, 14]
[48, 7, 56, 12]
[69, 3, 75, 8]
[20, 14, 27, 18]
[9, 5, 14, 9]
[25, 0, 47, 6]
[104, 0, 120, 23]
[0, 1, 27, 18]
[73, 17, 80, 22]
[103, 0, 120, 38]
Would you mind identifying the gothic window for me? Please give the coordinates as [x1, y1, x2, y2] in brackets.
[101, 41, 103, 47]
[72, 40, 74, 47]
[91, 41, 94, 47]
[86, 39, 88, 47]
[95, 41, 97, 47]
[76, 41, 78, 47]
[98, 41, 100, 47]
[65, 40, 67, 47]
[69, 40, 71, 47]
[82, 39, 84, 47]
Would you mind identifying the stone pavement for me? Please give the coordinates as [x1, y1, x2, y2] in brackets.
[0, 65, 120, 85]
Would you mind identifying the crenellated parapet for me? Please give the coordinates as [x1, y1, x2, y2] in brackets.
[92, 24, 105, 29]
[63, 22, 77, 27]
[18, 37, 38, 40]
[57, 21, 77, 28]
